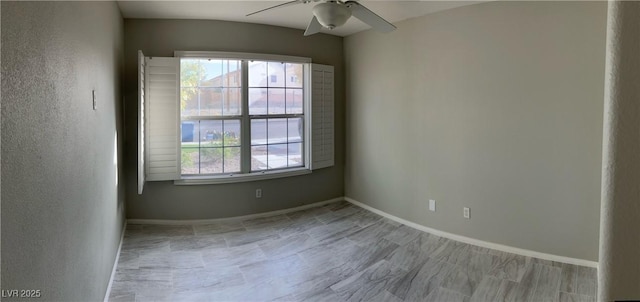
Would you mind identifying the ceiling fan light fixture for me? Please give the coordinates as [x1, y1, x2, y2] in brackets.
[312, 2, 351, 29]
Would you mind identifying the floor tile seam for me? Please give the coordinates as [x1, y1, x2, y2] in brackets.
[437, 262, 471, 295]
[576, 266, 597, 295]
[296, 231, 322, 253]
[447, 260, 487, 283]
[302, 227, 332, 242]
[315, 269, 354, 295]
[568, 264, 579, 295]
[355, 219, 381, 229]
[282, 231, 330, 256]
[440, 285, 473, 298]
[524, 264, 543, 302]
[539, 264, 564, 297]
[392, 257, 430, 294]
[235, 265, 252, 290]
[193, 228, 239, 236]
[383, 289, 404, 302]
[317, 215, 355, 225]
[266, 250, 308, 265]
[273, 227, 314, 240]
[218, 236, 230, 249]
[198, 241, 238, 257]
[256, 242, 279, 259]
[240, 217, 294, 229]
[292, 248, 327, 271]
[485, 276, 511, 302]
[343, 235, 364, 248]
[559, 291, 596, 299]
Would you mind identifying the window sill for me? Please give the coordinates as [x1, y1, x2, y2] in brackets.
[174, 168, 311, 185]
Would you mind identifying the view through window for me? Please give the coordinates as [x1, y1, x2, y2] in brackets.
[180, 58, 305, 176]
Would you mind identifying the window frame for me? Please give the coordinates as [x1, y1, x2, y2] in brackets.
[174, 51, 312, 185]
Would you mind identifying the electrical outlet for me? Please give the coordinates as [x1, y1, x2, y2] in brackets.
[463, 207, 470, 219]
[429, 199, 436, 212]
[255, 189, 262, 198]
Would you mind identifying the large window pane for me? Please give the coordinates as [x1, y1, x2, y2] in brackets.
[181, 148, 199, 174]
[200, 88, 222, 116]
[200, 148, 223, 174]
[267, 118, 287, 144]
[224, 147, 241, 173]
[200, 59, 223, 87]
[268, 88, 286, 115]
[181, 88, 198, 117]
[181, 59, 201, 88]
[268, 62, 285, 88]
[285, 63, 303, 88]
[251, 119, 266, 145]
[268, 144, 288, 169]
[287, 118, 303, 143]
[248, 61, 267, 87]
[249, 88, 267, 115]
[251, 145, 267, 171]
[285, 89, 303, 114]
[288, 143, 303, 167]
[223, 120, 241, 147]
[223, 60, 241, 87]
[182, 121, 200, 174]
[222, 88, 241, 116]
[180, 121, 200, 174]
[200, 120, 223, 147]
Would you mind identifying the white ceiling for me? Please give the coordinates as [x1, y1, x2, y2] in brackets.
[117, 1, 482, 37]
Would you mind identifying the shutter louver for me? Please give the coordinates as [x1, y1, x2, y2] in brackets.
[145, 56, 180, 181]
[311, 64, 334, 170]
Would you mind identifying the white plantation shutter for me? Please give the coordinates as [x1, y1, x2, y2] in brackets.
[311, 64, 334, 170]
[145, 56, 180, 181]
[138, 50, 146, 194]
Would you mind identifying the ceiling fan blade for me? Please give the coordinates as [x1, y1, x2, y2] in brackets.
[345, 0, 396, 33]
[304, 16, 322, 36]
[247, 0, 303, 17]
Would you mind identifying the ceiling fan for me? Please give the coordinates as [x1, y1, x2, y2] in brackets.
[247, 0, 397, 36]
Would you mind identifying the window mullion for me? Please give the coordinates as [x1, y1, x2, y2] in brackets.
[241, 60, 251, 173]
[183, 116, 241, 121]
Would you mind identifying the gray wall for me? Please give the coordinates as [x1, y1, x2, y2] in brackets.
[124, 19, 344, 219]
[598, 1, 640, 300]
[1, 2, 125, 301]
[344, 1, 606, 261]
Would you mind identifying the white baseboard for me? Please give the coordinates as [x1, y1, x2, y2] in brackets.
[127, 197, 343, 225]
[103, 221, 127, 302]
[345, 197, 598, 268]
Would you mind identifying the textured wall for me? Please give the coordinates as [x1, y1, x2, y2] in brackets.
[124, 19, 344, 219]
[1, 2, 124, 301]
[598, 1, 640, 300]
[344, 1, 606, 261]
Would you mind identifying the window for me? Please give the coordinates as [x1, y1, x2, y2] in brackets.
[179, 57, 307, 177]
[137, 51, 334, 189]
[180, 59, 243, 174]
[248, 61, 305, 172]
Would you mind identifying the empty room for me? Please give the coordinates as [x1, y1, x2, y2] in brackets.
[2, 1, 639, 301]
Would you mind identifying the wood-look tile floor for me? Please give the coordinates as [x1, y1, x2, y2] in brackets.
[108, 201, 597, 302]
